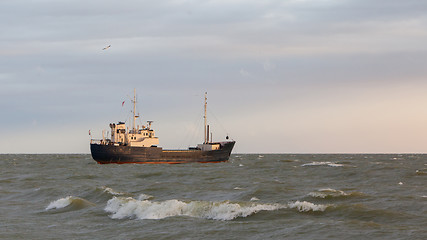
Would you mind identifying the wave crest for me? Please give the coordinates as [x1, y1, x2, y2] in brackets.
[415, 169, 427, 175]
[308, 188, 364, 199]
[301, 162, 344, 167]
[105, 197, 285, 221]
[46, 196, 95, 211]
[100, 186, 125, 196]
[288, 201, 330, 212]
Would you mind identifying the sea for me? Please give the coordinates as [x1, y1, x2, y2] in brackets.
[1, 154, 426, 240]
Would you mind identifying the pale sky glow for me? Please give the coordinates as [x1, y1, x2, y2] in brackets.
[1, 0, 427, 153]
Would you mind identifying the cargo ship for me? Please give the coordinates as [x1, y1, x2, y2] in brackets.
[90, 90, 235, 164]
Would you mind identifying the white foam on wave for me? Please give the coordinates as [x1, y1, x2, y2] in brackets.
[105, 197, 285, 221]
[301, 162, 344, 167]
[288, 201, 330, 212]
[101, 186, 124, 195]
[137, 193, 153, 200]
[309, 188, 348, 198]
[46, 196, 95, 211]
[45, 196, 73, 210]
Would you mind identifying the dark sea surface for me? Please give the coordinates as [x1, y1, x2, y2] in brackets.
[1, 154, 426, 240]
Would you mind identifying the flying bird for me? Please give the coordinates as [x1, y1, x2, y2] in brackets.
[102, 45, 111, 50]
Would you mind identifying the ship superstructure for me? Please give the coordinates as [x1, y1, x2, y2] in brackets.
[105, 90, 159, 148]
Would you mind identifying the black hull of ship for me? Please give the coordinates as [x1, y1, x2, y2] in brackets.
[90, 141, 235, 164]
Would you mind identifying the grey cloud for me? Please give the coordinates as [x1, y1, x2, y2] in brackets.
[2, 0, 427, 153]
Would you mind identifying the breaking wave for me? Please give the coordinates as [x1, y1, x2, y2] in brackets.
[100, 186, 125, 196]
[137, 193, 153, 200]
[288, 201, 331, 212]
[46, 196, 95, 211]
[105, 197, 284, 220]
[301, 162, 344, 167]
[308, 188, 365, 199]
[104, 197, 330, 221]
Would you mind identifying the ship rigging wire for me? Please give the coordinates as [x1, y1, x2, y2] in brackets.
[207, 108, 233, 141]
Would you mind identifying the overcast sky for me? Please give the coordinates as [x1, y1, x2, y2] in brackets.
[2, 0, 427, 153]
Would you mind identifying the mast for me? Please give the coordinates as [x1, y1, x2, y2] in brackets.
[132, 88, 136, 133]
[204, 92, 207, 144]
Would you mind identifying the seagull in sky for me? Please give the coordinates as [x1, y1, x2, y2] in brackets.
[102, 45, 111, 50]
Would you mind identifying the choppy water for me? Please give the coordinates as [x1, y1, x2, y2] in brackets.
[1, 154, 426, 239]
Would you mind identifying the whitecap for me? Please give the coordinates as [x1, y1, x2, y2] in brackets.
[327, 163, 344, 167]
[250, 197, 260, 201]
[301, 162, 344, 167]
[308, 192, 327, 198]
[45, 196, 95, 211]
[46, 196, 73, 210]
[318, 188, 345, 193]
[137, 193, 153, 201]
[309, 188, 348, 198]
[234, 187, 243, 190]
[288, 201, 330, 212]
[105, 197, 285, 221]
[101, 186, 124, 195]
[308, 188, 366, 198]
[239, 164, 244, 167]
